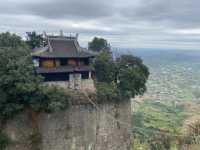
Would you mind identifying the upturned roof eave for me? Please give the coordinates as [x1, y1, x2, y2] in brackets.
[32, 54, 95, 59]
[32, 35, 95, 59]
[35, 66, 94, 74]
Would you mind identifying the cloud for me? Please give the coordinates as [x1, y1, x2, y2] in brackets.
[121, 0, 200, 28]
[24, 0, 115, 20]
[0, 0, 200, 49]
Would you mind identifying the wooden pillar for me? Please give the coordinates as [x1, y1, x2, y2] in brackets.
[89, 71, 92, 79]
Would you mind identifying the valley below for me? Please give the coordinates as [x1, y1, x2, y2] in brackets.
[121, 49, 200, 149]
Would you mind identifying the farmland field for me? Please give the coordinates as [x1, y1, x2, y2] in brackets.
[114, 49, 200, 149]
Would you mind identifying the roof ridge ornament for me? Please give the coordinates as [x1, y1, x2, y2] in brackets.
[47, 36, 53, 52]
[43, 31, 47, 38]
[74, 38, 82, 52]
[60, 30, 64, 37]
[76, 33, 79, 40]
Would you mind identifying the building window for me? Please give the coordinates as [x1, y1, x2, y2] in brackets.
[41, 59, 55, 68]
[60, 59, 67, 66]
[68, 59, 77, 66]
[55, 60, 60, 67]
[82, 72, 89, 79]
[80, 59, 89, 66]
[42, 73, 69, 81]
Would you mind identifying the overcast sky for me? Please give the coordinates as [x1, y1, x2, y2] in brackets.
[1, 0, 200, 50]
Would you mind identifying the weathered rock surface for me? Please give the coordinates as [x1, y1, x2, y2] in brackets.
[4, 101, 132, 150]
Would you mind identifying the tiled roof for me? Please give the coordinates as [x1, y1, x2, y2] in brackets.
[32, 36, 94, 58]
[36, 66, 94, 74]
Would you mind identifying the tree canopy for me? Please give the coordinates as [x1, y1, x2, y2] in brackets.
[0, 47, 42, 119]
[116, 55, 149, 98]
[0, 32, 149, 116]
[94, 50, 149, 100]
[0, 33, 68, 120]
[90, 36, 149, 99]
[26, 31, 46, 49]
[0, 47, 69, 120]
[88, 37, 111, 52]
[0, 32, 27, 48]
[93, 51, 117, 83]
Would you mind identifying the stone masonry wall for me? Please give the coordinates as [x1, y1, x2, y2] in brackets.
[4, 101, 132, 150]
[43, 78, 95, 92]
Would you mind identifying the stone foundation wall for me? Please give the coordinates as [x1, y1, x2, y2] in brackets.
[4, 101, 132, 150]
[81, 79, 96, 92]
[43, 78, 95, 92]
[44, 81, 70, 89]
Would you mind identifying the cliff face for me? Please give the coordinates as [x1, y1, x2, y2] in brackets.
[4, 101, 132, 150]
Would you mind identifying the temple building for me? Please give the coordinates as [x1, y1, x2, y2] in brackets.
[32, 33, 95, 92]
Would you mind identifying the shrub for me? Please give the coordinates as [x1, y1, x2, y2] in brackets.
[30, 86, 69, 113]
[0, 46, 69, 121]
[148, 134, 172, 150]
[96, 82, 120, 103]
[0, 47, 42, 120]
[181, 116, 200, 145]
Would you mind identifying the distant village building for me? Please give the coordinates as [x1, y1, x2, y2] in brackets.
[32, 32, 95, 92]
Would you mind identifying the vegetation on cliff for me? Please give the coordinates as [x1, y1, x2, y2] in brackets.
[0, 32, 70, 149]
[89, 37, 149, 101]
[0, 32, 149, 149]
[0, 32, 69, 121]
[26, 31, 47, 49]
[0, 32, 27, 49]
[88, 37, 111, 52]
[0, 32, 149, 118]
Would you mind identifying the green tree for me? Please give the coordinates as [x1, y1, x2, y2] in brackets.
[96, 82, 119, 103]
[148, 134, 172, 150]
[116, 55, 149, 98]
[0, 47, 42, 120]
[0, 47, 69, 120]
[30, 86, 69, 113]
[94, 52, 149, 101]
[0, 32, 27, 48]
[93, 51, 117, 83]
[88, 37, 111, 52]
[26, 31, 46, 49]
